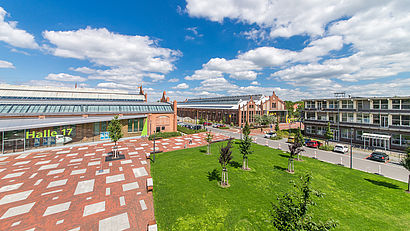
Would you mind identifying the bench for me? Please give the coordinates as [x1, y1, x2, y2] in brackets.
[147, 178, 153, 192]
[147, 220, 157, 231]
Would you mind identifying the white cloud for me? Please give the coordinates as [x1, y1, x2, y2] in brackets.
[43, 27, 181, 84]
[96, 82, 137, 90]
[70, 66, 96, 74]
[168, 78, 179, 82]
[173, 83, 189, 89]
[194, 77, 239, 92]
[0, 60, 14, 68]
[250, 81, 259, 85]
[0, 7, 39, 49]
[45, 73, 87, 82]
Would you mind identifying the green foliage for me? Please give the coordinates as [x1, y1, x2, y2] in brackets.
[177, 125, 206, 134]
[275, 120, 280, 131]
[325, 122, 333, 142]
[271, 174, 338, 231]
[151, 141, 410, 230]
[319, 145, 335, 151]
[205, 132, 213, 144]
[240, 122, 253, 160]
[402, 147, 410, 191]
[107, 115, 123, 145]
[199, 118, 205, 125]
[219, 140, 233, 169]
[294, 128, 304, 147]
[148, 132, 181, 140]
[218, 126, 229, 129]
[254, 114, 277, 126]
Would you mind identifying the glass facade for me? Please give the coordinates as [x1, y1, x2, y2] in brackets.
[0, 118, 147, 154]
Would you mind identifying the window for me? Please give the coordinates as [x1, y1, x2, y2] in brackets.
[329, 114, 336, 122]
[381, 100, 388, 109]
[392, 115, 400, 126]
[356, 113, 362, 123]
[356, 130, 363, 141]
[342, 100, 353, 109]
[133, 119, 139, 132]
[373, 100, 380, 109]
[139, 118, 144, 131]
[328, 101, 338, 109]
[94, 122, 100, 135]
[392, 99, 400, 109]
[272, 103, 276, 108]
[342, 113, 347, 122]
[363, 114, 370, 123]
[317, 113, 327, 121]
[306, 112, 315, 120]
[317, 126, 325, 135]
[128, 120, 133, 132]
[373, 114, 380, 125]
[341, 128, 350, 139]
[402, 115, 410, 126]
[306, 126, 312, 134]
[306, 101, 315, 108]
[357, 101, 363, 110]
[402, 99, 410, 109]
[347, 113, 354, 122]
[392, 134, 401, 146]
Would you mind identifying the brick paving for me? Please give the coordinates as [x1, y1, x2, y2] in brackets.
[0, 132, 228, 231]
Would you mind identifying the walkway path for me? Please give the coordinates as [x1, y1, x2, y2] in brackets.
[0, 132, 228, 231]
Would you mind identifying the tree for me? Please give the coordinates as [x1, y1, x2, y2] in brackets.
[205, 132, 213, 155]
[275, 120, 280, 132]
[271, 174, 338, 231]
[287, 143, 304, 173]
[199, 117, 205, 125]
[254, 115, 264, 127]
[255, 114, 277, 127]
[240, 122, 253, 170]
[294, 128, 304, 161]
[219, 140, 233, 187]
[324, 122, 333, 145]
[107, 115, 123, 158]
[402, 147, 410, 192]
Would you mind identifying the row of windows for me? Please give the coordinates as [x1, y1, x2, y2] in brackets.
[128, 119, 144, 132]
[305, 99, 410, 110]
[0, 104, 173, 114]
[0, 96, 144, 102]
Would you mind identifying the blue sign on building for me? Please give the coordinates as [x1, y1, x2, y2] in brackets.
[100, 132, 110, 140]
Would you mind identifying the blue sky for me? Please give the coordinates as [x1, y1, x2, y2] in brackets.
[0, 0, 409, 101]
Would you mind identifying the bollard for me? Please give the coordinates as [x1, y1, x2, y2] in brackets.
[278, 143, 281, 150]
[314, 150, 317, 159]
[340, 157, 343, 165]
[265, 139, 268, 146]
[378, 165, 381, 175]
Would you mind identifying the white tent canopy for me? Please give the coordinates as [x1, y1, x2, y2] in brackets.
[362, 133, 391, 140]
[362, 133, 391, 150]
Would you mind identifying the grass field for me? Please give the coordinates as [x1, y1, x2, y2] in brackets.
[151, 141, 410, 230]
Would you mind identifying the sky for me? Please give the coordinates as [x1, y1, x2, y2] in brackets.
[0, 0, 409, 101]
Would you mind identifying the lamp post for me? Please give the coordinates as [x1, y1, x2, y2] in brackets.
[350, 128, 353, 169]
[150, 121, 156, 162]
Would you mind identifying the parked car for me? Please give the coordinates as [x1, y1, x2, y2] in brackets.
[203, 122, 212, 126]
[212, 124, 220, 128]
[303, 138, 311, 145]
[306, 140, 322, 148]
[333, 144, 349, 153]
[287, 136, 295, 143]
[367, 151, 389, 162]
[264, 132, 277, 138]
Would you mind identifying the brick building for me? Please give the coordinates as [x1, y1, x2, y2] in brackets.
[177, 91, 287, 126]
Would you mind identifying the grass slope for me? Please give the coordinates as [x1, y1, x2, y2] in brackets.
[151, 141, 410, 230]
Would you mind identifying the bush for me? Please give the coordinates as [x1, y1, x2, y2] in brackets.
[270, 130, 289, 140]
[177, 125, 206, 134]
[218, 126, 229, 129]
[148, 132, 181, 140]
[319, 144, 335, 151]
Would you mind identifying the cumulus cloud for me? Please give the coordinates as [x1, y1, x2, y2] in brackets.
[173, 83, 189, 89]
[0, 7, 39, 49]
[250, 81, 259, 85]
[43, 27, 181, 84]
[45, 73, 87, 82]
[168, 78, 179, 82]
[0, 60, 14, 68]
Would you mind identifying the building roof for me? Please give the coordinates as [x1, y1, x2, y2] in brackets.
[0, 115, 146, 132]
[178, 94, 264, 110]
[0, 84, 145, 101]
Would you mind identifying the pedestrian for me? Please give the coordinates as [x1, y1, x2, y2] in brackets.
[189, 138, 193, 145]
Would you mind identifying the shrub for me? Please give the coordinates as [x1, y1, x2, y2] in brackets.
[177, 125, 206, 134]
[319, 144, 335, 151]
[218, 126, 229, 129]
[148, 132, 181, 140]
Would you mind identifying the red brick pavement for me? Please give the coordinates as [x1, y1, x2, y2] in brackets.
[0, 132, 228, 231]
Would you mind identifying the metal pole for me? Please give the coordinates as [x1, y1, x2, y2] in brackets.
[2, 131, 4, 154]
[153, 130, 156, 162]
[23, 129, 26, 152]
[350, 129, 353, 169]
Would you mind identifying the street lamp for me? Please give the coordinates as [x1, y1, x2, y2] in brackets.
[150, 121, 156, 162]
[350, 128, 353, 169]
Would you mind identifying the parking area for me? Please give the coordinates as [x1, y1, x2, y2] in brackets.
[0, 132, 228, 231]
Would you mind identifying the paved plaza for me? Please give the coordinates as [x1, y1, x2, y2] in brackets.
[0, 132, 228, 231]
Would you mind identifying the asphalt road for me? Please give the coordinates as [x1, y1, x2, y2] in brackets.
[208, 127, 409, 183]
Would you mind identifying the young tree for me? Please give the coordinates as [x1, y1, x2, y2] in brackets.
[325, 122, 333, 145]
[402, 147, 410, 192]
[294, 128, 304, 160]
[254, 115, 264, 127]
[240, 122, 253, 170]
[287, 143, 304, 173]
[219, 140, 233, 187]
[205, 132, 213, 155]
[107, 115, 123, 158]
[271, 174, 338, 230]
[275, 120, 280, 132]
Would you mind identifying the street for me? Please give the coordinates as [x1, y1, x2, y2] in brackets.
[207, 127, 409, 183]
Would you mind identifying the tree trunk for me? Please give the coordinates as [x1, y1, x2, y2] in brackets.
[207, 144, 210, 155]
[288, 158, 292, 172]
[242, 157, 246, 170]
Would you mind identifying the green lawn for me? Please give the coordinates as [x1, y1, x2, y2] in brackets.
[151, 141, 410, 230]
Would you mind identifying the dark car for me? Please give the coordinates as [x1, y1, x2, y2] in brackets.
[303, 138, 311, 145]
[306, 140, 322, 148]
[368, 152, 389, 162]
